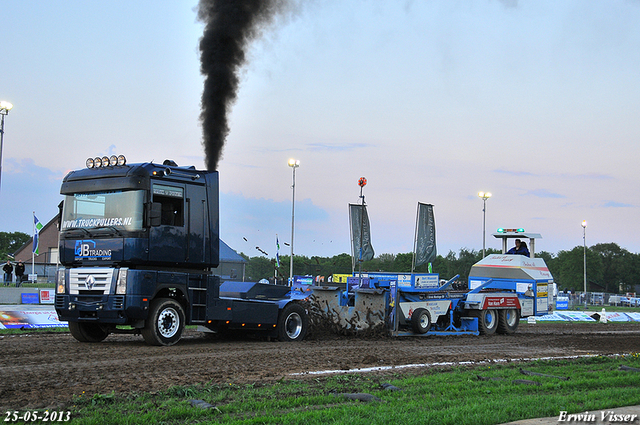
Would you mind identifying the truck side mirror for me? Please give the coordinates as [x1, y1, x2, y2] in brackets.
[57, 200, 64, 230]
[147, 202, 162, 227]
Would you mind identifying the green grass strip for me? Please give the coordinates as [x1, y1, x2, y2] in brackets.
[58, 353, 640, 425]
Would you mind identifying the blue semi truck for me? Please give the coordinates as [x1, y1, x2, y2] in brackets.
[55, 156, 309, 345]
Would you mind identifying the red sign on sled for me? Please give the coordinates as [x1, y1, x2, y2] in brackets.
[482, 296, 520, 309]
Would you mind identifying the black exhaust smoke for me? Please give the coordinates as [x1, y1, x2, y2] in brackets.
[197, 0, 291, 171]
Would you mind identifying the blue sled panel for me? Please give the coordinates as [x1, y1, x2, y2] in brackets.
[393, 316, 480, 337]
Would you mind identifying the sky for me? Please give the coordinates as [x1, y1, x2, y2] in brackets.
[1, 0, 639, 262]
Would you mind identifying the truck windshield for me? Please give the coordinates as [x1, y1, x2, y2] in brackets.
[61, 190, 144, 233]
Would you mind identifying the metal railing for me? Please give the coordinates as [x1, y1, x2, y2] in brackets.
[559, 291, 638, 308]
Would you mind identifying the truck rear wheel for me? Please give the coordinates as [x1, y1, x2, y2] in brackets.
[277, 303, 308, 342]
[476, 309, 498, 335]
[68, 322, 110, 343]
[142, 298, 185, 346]
[411, 308, 431, 334]
[497, 309, 520, 334]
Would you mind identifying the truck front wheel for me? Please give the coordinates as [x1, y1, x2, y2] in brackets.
[142, 298, 185, 346]
[277, 303, 308, 342]
[497, 309, 520, 334]
[69, 322, 110, 342]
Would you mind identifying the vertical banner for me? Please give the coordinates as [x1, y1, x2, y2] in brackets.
[414, 203, 437, 267]
[349, 204, 375, 271]
[33, 214, 43, 255]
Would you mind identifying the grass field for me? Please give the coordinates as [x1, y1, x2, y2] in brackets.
[7, 281, 54, 288]
[48, 354, 640, 425]
[573, 305, 639, 312]
[2, 304, 640, 424]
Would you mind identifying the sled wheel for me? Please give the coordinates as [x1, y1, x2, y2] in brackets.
[277, 303, 308, 342]
[497, 309, 520, 334]
[477, 309, 498, 335]
[142, 298, 185, 346]
[411, 308, 432, 334]
[68, 322, 110, 343]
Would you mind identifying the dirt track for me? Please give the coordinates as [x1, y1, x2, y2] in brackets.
[1, 321, 640, 410]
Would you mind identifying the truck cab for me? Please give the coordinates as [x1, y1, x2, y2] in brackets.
[55, 156, 308, 345]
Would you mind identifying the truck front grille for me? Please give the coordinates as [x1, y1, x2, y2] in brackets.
[113, 295, 125, 309]
[69, 268, 115, 295]
[55, 294, 65, 309]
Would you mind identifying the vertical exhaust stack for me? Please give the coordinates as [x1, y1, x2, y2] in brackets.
[197, 0, 291, 171]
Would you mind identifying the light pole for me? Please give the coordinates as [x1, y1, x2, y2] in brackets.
[357, 177, 367, 286]
[478, 191, 492, 258]
[288, 158, 300, 284]
[0, 101, 14, 191]
[582, 220, 587, 308]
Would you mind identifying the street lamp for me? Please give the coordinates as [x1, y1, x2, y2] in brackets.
[582, 220, 587, 308]
[0, 101, 14, 191]
[288, 158, 300, 284]
[478, 191, 492, 258]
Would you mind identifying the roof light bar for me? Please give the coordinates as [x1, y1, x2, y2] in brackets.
[85, 154, 127, 168]
[497, 228, 525, 233]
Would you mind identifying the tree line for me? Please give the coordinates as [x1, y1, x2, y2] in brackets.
[1, 231, 636, 294]
[0, 232, 31, 260]
[242, 242, 640, 294]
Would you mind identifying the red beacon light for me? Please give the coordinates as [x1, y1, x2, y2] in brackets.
[358, 177, 367, 187]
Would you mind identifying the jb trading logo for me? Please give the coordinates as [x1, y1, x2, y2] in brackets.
[75, 240, 112, 258]
[75, 240, 94, 256]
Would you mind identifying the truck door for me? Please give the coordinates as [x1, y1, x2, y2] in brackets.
[148, 184, 187, 264]
[184, 183, 208, 265]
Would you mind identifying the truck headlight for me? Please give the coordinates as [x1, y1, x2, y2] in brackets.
[116, 268, 128, 294]
[56, 268, 66, 294]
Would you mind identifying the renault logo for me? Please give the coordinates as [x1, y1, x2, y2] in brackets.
[85, 275, 96, 290]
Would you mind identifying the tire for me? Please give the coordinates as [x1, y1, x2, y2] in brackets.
[141, 298, 185, 346]
[68, 322, 110, 343]
[411, 308, 432, 334]
[476, 309, 498, 335]
[497, 309, 520, 334]
[277, 303, 308, 342]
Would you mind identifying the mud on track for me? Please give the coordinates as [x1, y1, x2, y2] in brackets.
[1, 321, 640, 410]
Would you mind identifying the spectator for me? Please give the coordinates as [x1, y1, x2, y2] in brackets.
[15, 261, 25, 287]
[507, 239, 530, 257]
[3, 260, 13, 285]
